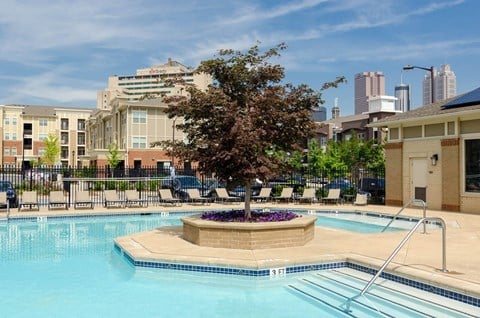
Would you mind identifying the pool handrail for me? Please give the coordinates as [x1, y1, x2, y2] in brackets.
[381, 198, 427, 233]
[343, 216, 447, 312]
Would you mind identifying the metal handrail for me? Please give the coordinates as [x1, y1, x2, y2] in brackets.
[381, 198, 427, 233]
[343, 217, 447, 312]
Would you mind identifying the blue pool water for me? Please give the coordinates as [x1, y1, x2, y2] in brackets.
[0, 213, 476, 317]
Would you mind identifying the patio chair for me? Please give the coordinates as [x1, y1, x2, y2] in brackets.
[251, 187, 272, 202]
[296, 188, 316, 204]
[19, 191, 40, 211]
[125, 190, 148, 208]
[48, 191, 68, 210]
[354, 193, 368, 206]
[273, 187, 293, 203]
[158, 189, 182, 206]
[0, 192, 8, 210]
[103, 190, 125, 208]
[186, 189, 210, 205]
[74, 190, 94, 209]
[214, 188, 241, 204]
[321, 189, 341, 205]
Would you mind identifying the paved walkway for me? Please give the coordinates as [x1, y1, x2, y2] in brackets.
[2, 202, 480, 298]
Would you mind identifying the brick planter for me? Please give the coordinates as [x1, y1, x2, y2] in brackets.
[181, 214, 317, 250]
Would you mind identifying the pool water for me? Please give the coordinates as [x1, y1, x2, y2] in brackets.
[0, 214, 476, 317]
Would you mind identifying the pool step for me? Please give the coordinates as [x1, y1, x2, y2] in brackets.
[287, 269, 478, 318]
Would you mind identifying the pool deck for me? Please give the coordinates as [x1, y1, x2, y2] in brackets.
[2, 202, 480, 298]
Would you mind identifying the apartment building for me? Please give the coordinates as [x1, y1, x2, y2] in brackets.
[97, 59, 212, 110]
[87, 97, 183, 170]
[0, 104, 93, 168]
[89, 59, 212, 169]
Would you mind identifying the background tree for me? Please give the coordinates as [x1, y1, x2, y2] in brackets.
[155, 43, 344, 219]
[41, 133, 60, 166]
[107, 143, 121, 169]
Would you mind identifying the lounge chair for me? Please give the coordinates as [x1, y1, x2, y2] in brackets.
[0, 192, 8, 210]
[103, 190, 125, 208]
[273, 187, 293, 203]
[48, 191, 68, 210]
[19, 191, 40, 211]
[125, 190, 148, 207]
[354, 193, 368, 206]
[251, 187, 272, 202]
[214, 188, 241, 204]
[296, 188, 316, 204]
[74, 190, 93, 209]
[186, 189, 210, 205]
[158, 189, 182, 206]
[321, 189, 341, 205]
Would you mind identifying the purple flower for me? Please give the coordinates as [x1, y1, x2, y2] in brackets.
[200, 210, 300, 222]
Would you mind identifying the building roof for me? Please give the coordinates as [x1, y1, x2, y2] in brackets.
[443, 86, 480, 109]
[5, 104, 94, 115]
[320, 113, 369, 126]
[369, 87, 480, 127]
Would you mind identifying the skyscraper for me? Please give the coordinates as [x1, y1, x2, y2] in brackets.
[354, 72, 385, 114]
[422, 64, 456, 105]
[394, 83, 411, 112]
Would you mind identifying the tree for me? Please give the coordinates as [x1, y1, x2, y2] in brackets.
[41, 133, 60, 166]
[154, 43, 344, 219]
[107, 143, 121, 169]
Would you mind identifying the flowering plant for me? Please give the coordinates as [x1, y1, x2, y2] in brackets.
[200, 210, 300, 222]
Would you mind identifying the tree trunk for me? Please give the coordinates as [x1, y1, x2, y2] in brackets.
[244, 181, 252, 220]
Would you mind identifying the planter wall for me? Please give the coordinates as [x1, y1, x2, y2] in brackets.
[182, 214, 317, 250]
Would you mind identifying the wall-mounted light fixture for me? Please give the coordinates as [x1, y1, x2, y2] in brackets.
[430, 154, 439, 166]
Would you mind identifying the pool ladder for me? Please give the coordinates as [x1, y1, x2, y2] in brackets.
[342, 216, 448, 313]
[381, 198, 427, 233]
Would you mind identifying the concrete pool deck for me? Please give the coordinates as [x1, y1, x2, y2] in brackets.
[2, 202, 480, 298]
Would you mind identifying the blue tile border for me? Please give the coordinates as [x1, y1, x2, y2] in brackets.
[115, 242, 479, 308]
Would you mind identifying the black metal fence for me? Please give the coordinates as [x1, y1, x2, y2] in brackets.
[1, 165, 385, 207]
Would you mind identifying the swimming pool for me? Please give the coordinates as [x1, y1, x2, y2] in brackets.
[0, 213, 477, 317]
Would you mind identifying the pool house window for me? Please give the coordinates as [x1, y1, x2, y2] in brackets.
[465, 139, 480, 193]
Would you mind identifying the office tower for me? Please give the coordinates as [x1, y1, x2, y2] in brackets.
[394, 83, 411, 112]
[422, 64, 456, 105]
[312, 105, 327, 122]
[354, 72, 385, 114]
[331, 97, 340, 119]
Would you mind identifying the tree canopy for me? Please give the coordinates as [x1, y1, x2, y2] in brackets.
[40, 133, 60, 166]
[155, 43, 345, 218]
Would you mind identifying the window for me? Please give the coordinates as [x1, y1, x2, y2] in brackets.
[77, 132, 86, 145]
[465, 139, 480, 193]
[132, 111, 147, 123]
[38, 148, 46, 156]
[11, 147, 17, 156]
[77, 119, 86, 131]
[4, 148, 9, 156]
[12, 133, 17, 140]
[132, 136, 147, 148]
[12, 117, 17, 125]
[77, 147, 85, 156]
[4, 133, 9, 140]
[39, 133, 48, 141]
[61, 147, 69, 159]
[39, 118, 48, 126]
[4, 117, 9, 125]
[61, 132, 69, 145]
[61, 118, 69, 130]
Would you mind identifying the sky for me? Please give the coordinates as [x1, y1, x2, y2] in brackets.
[1, 0, 479, 116]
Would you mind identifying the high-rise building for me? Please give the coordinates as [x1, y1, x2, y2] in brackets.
[97, 58, 212, 110]
[331, 97, 340, 119]
[422, 64, 456, 105]
[394, 83, 411, 112]
[354, 72, 385, 114]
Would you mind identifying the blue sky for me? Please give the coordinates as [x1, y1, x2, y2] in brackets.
[1, 0, 479, 116]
